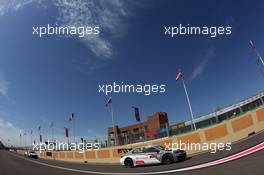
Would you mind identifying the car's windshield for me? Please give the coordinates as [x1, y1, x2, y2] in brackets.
[147, 145, 164, 150]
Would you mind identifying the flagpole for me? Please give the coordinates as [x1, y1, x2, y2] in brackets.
[39, 126, 42, 143]
[19, 131, 22, 148]
[51, 122, 54, 142]
[20, 135, 22, 148]
[257, 52, 264, 66]
[25, 133, 27, 150]
[30, 131, 32, 149]
[110, 104, 118, 146]
[181, 77, 196, 131]
[65, 127, 69, 150]
[52, 125, 54, 142]
[67, 134, 70, 150]
[250, 40, 264, 66]
[73, 119, 76, 144]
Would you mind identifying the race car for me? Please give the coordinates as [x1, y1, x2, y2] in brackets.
[24, 150, 38, 158]
[120, 145, 187, 168]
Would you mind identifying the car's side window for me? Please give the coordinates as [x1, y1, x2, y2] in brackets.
[145, 147, 159, 153]
[132, 148, 145, 153]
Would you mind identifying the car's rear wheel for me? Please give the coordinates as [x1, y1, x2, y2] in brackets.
[162, 154, 173, 165]
[124, 158, 134, 168]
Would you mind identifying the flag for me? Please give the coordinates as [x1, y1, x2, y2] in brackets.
[50, 122, 54, 127]
[39, 135, 42, 142]
[38, 126, 41, 131]
[249, 40, 264, 77]
[30, 130, 33, 135]
[146, 130, 157, 137]
[69, 113, 75, 121]
[249, 40, 257, 54]
[176, 71, 183, 81]
[69, 113, 74, 121]
[132, 106, 140, 122]
[65, 127, 69, 138]
[105, 97, 112, 107]
[19, 130, 22, 137]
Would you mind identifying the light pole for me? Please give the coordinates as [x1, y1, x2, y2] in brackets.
[106, 97, 118, 146]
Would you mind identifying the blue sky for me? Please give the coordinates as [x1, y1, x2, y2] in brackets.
[0, 0, 264, 146]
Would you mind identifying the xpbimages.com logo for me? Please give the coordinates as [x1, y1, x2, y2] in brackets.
[98, 82, 166, 95]
[164, 24, 232, 38]
[32, 24, 100, 38]
[164, 141, 232, 154]
[32, 141, 100, 153]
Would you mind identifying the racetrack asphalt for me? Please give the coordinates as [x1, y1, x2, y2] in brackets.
[0, 131, 264, 175]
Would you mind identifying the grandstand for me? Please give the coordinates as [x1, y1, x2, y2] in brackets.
[112, 91, 264, 146]
[170, 91, 264, 135]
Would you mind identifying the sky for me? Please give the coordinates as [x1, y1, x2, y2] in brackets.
[0, 0, 264, 146]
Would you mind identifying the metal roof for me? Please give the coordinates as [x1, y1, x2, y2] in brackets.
[184, 91, 264, 125]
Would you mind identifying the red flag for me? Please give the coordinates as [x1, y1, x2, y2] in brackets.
[146, 130, 157, 137]
[249, 40, 257, 54]
[176, 71, 183, 81]
[65, 127, 69, 138]
[105, 97, 112, 107]
[249, 40, 264, 77]
[69, 113, 75, 121]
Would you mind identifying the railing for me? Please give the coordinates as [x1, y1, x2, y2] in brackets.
[112, 101, 263, 147]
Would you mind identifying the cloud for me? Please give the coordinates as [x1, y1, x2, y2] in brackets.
[190, 48, 215, 80]
[53, 0, 128, 58]
[0, 118, 15, 130]
[0, 0, 43, 16]
[0, 0, 128, 58]
[0, 74, 10, 98]
[0, 73, 14, 103]
[0, 117, 20, 146]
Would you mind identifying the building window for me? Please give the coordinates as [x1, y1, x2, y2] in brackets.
[109, 133, 114, 138]
[133, 128, 139, 133]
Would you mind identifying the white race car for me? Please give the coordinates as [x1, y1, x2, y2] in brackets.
[24, 150, 38, 158]
[120, 145, 187, 168]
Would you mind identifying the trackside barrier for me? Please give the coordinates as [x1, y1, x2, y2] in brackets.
[17, 106, 264, 163]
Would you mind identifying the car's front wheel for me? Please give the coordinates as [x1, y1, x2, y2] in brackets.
[162, 154, 173, 165]
[124, 158, 134, 168]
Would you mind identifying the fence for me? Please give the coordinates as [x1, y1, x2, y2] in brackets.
[113, 97, 264, 147]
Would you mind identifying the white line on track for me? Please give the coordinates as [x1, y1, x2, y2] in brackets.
[9, 142, 264, 175]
